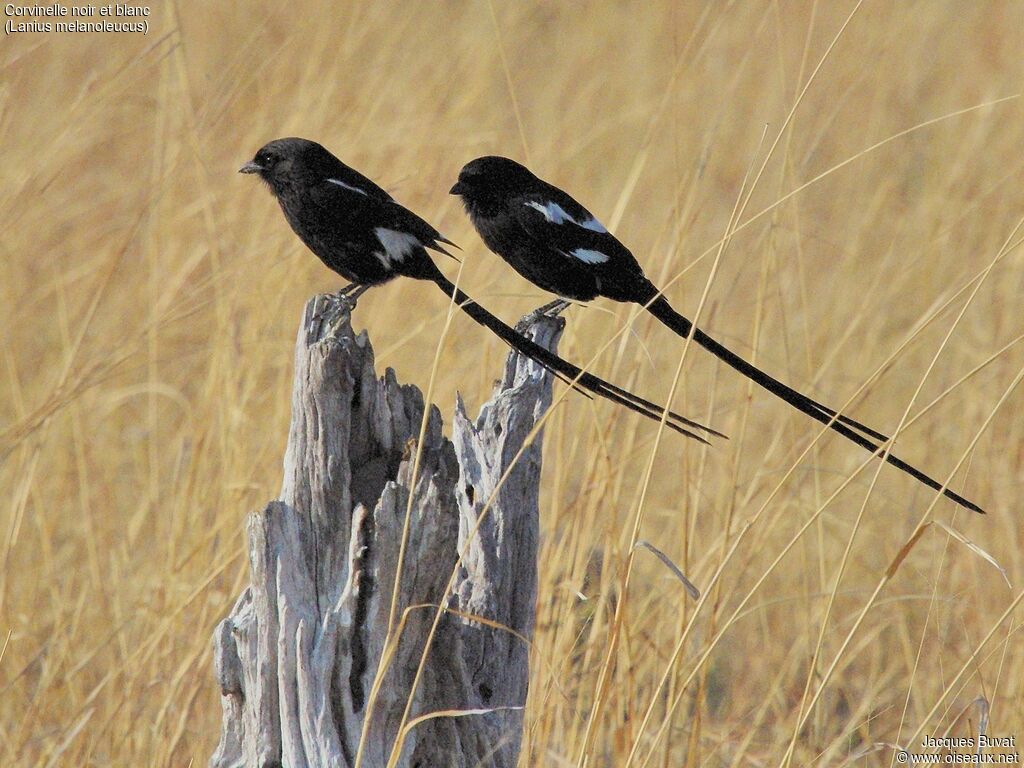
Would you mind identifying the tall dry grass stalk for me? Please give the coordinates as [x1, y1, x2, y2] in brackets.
[1, 2, 1022, 765]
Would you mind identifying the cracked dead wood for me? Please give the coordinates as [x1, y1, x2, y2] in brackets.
[210, 293, 562, 768]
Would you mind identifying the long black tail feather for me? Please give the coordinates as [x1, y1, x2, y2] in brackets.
[647, 295, 888, 440]
[428, 272, 725, 443]
[645, 294, 983, 514]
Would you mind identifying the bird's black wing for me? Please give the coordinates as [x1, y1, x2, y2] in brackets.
[513, 188, 645, 276]
[316, 159, 460, 256]
[326, 161, 458, 257]
[310, 178, 458, 260]
[376, 198, 460, 258]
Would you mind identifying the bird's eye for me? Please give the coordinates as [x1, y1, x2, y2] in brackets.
[258, 152, 275, 167]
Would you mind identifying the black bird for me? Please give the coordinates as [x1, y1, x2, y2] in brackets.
[450, 155, 984, 514]
[239, 138, 722, 442]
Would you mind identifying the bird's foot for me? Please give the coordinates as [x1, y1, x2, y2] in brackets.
[333, 283, 370, 309]
[515, 299, 572, 333]
[514, 311, 544, 334]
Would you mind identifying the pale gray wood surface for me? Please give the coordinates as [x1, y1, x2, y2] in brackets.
[211, 294, 562, 768]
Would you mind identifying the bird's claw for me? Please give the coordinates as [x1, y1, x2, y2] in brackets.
[516, 298, 571, 333]
[515, 309, 547, 334]
[332, 283, 370, 309]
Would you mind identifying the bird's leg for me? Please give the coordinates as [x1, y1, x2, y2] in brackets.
[334, 283, 371, 308]
[516, 298, 572, 332]
[540, 298, 572, 317]
[336, 282, 360, 297]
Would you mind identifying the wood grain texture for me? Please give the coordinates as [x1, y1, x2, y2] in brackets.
[211, 293, 562, 768]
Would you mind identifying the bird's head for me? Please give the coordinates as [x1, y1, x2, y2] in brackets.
[240, 137, 336, 195]
[449, 156, 539, 206]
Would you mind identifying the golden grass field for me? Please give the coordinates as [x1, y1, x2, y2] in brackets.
[2, 1, 1023, 764]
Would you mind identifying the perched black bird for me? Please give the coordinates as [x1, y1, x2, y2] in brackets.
[239, 138, 722, 442]
[450, 155, 984, 514]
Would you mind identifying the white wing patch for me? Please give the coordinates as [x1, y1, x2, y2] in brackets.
[327, 178, 370, 196]
[374, 228, 420, 267]
[578, 216, 608, 233]
[525, 200, 608, 233]
[568, 248, 610, 264]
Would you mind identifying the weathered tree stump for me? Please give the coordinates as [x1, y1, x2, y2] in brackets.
[211, 294, 561, 768]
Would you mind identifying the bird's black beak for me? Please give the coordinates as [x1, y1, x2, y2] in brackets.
[238, 160, 263, 175]
[448, 181, 465, 196]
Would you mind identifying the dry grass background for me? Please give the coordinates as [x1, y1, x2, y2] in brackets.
[1, 1, 1023, 765]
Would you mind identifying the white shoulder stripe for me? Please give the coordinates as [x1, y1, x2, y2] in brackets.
[525, 200, 571, 224]
[327, 178, 370, 196]
[525, 200, 608, 233]
[568, 248, 610, 264]
[374, 227, 420, 267]
[577, 216, 608, 233]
